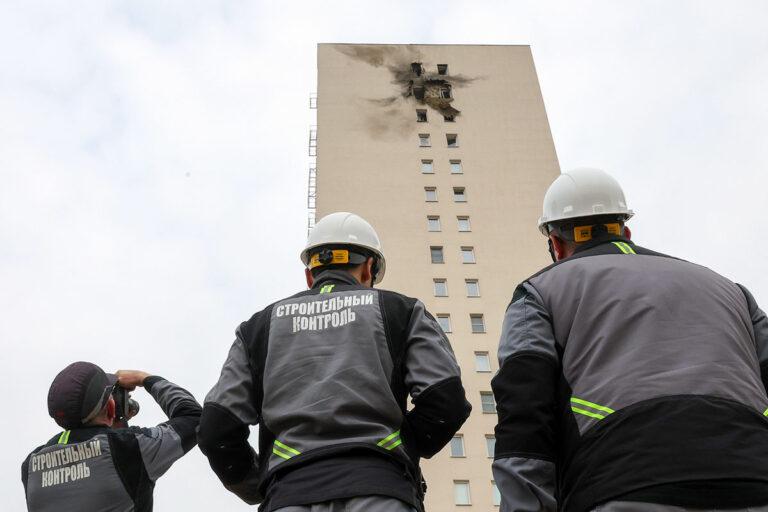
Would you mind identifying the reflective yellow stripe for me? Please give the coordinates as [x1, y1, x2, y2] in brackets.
[319, 284, 336, 294]
[273, 440, 301, 456]
[612, 241, 636, 254]
[763, 408, 768, 417]
[58, 430, 70, 444]
[571, 406, 608, 420]
[272, 447, 293, 460]
[384, 439, 403, 450]
[570, 397, 615, 414]
[377, 430, 401, 450]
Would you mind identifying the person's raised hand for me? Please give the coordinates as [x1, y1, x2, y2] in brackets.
[115, 370, 151, 391]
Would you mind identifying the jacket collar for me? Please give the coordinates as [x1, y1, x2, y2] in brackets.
[572, 235, 636, 256]
[311, 270, 362, 289]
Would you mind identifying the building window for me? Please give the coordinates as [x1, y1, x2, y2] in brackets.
[411, 62, 424, 76]
[441, 85, 452, 99]
[475, 352, 491, 372]
[430, 246, 444, 264]
[454, 481, 471, 506]
[427, 216, 441, 232]
[437, 64, 448, 75]
[481, 392, 497, 413]
[461, 246, 476, 264]
[419, 134, 431, 147]
[457, 216, 471, 232]
[453, 187, 466, 202]
[465, 279, 480, 297]
[437, 314, 452, 333]
[450, 435, 465, 457]
[450, 160, 463, 174]
[486, 435, 496, 458]
[434, 279, 448, 297]
[424, 187, 438, 202]
[444, 115, 455, 122]
[446, 133, 458, 147]
[471, 314, 486, 333]
[421, 160, 434, 174]
[492, 481, 501, 506]
[416, 109, 427, 122]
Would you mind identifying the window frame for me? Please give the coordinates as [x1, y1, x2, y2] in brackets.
[475, 351, 491, 372]
[461, 246, 476, 264]
[437, 314, 452, 333]
[419, 133, 431, 147]
[470, 314, 486, 333]
[485, 435, 496, 458]
[430, 246, 444, 264]
[453, 480, 472, 506]
[446, 133, 458, 147]
[480, 392, 497, 414]
[427, 215, 441, 232]
[424, 187, 438, 202]
[457, 216, 471, 232]
[437, 63, 448, 75]
[492, 480, 501, 506]
[453, 186, 467, 202]
[450, 159, 463, 174]
[465, 279, 480, 297]
[433, 278, 448, 297]
[421, 159, 434, 174]
[449, 435, 465, 458]
[416, 109, 427, 122]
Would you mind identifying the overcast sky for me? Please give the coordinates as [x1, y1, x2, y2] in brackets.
[2, 1, 767, 510]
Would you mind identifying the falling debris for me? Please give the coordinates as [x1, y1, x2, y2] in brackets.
[335, 45, 478, 120]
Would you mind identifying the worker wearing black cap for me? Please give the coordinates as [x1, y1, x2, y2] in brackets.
[21, 361, 202, 512]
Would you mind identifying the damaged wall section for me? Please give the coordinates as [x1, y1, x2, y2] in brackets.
[335, 45, 477, 120]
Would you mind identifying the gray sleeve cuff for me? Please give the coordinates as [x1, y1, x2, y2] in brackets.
[143, 375, 165, 393]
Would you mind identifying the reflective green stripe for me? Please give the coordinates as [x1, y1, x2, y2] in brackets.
[377, 430, 402, 450]
[571, 406, 607, 420]
[320, 284, 335, 294]
[272, 447, 293, 460]
[274, 440, 301, 456]
[570, 397, 615, 414]
[612, 241, 636, 254]
[58, 430, 70, 445]
[763, 408, 768, 417]
[384, 439, 403, 450]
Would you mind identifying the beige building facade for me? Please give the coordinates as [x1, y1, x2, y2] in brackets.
[314, 43, 560, 511]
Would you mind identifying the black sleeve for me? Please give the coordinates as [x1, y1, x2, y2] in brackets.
[405, 377, 471, 458]
[492, 352, 558, 461]
[737, 284, 768, 392]
[401, 300, 472, 458]
[197, 333, 263, 505]
[144, 376, 202, 453]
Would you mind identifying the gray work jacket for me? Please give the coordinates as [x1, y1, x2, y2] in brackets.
[22, 377, 201, 512]
[492, 238, 768, 512]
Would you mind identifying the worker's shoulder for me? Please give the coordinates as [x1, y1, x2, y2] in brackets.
[525, 241, 682, 283]
[24, 437, 54, 461]
[374, 287, 419, 308]
[237, 289, 311, 330]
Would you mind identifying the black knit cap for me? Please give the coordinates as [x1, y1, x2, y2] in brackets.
[47, 362, 118, 429]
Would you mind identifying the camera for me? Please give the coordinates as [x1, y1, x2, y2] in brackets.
[112, 386, 140, 421]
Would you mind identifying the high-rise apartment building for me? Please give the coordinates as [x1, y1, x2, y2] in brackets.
[312, 44, 560, 511]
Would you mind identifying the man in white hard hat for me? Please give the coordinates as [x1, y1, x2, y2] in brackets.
[492, 168, 768, 512]
[198, 212, 471, 512]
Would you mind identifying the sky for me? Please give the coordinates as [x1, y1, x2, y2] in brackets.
[1, 1, 767, 510]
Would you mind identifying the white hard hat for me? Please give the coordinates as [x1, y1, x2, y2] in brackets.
[538, 167, 634, 235]
[301, 212, 387, 284]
